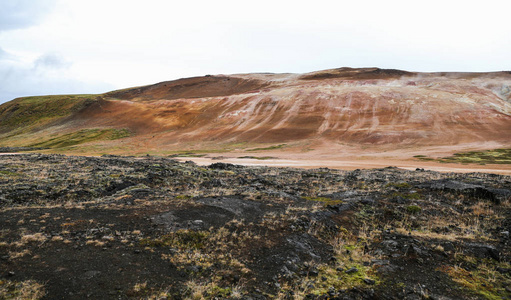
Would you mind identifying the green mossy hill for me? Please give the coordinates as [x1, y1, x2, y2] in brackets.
[416, 149, 511, 165]
[443, 149, 511, 164]
[0, 94, 98, 132]
[29, 128, 131, 149]
[246, 144, 286, 151]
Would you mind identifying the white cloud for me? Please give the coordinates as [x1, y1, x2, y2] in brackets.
[33, 53, 71, 70]
[0, 0, 111, 103]
[0, 0, 510, 104]
[0, 52, 112, 102]
[0, 0, 56, 31]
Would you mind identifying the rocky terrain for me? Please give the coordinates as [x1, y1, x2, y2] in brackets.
[1, 154, 510, 299]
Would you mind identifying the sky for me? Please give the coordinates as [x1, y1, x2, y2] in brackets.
[0, 0, 510, 104]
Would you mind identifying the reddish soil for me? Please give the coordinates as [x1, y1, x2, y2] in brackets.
[104, 76, 271, 101]
[174, 156, 511, 176]
[74, 68, 511, 152]
[1, 67, 511, 171]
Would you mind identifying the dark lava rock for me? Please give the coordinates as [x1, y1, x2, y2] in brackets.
[197, 196, 264, 219]
[418, 179, 508, 204]
[1, 154, 510, 300]
[0, 146, 48, 153]
[83, 270, 101, 279]
[285, 234, 324, 261]
[104, 180, 136, 196]
[429, 295, 455, 300]
[405, 243, 424, 257]
[208, 162, 240, 170]
[380, 240, 399, 253]
[152, 206, 235, 231]
[326, 202, 353, 213]
[497, 267, 511, 275]
[465, 243, 500, 261]
[322, 190, 360, 200]
[360, 198, 376, 205]
[201, 178, 226, 188]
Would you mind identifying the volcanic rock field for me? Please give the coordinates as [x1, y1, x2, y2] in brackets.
[0, 154, 510, 299]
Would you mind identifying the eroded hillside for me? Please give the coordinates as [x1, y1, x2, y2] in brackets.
[0, 68, 510, 161]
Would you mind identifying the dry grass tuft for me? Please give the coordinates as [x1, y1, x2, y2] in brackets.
[0, 279, 46, 300]
[85, 240, 105, 247]
[13, 233, 47, 247]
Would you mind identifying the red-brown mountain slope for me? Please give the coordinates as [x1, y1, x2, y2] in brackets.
[1, 67, 510, 160]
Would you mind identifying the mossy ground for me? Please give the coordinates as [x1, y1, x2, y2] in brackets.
[26, 128, 131, 149]
[302, 196, 344, 207]
[0, 95, 97, 132]
[416, 149, 511, 165]
[439, 258, 511, 300]
[246, 144, 287, 151]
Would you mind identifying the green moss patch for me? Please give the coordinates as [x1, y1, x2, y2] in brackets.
[28, 128, 131, 149]
[169, 153, 207, 158]
[443, 149, 511, 164]
[406, 205, 422, 214]
[416, 149, 511, 165]
[310, 263, 378, 295]
[246, 144, 286, 151]
[302, 196, 344, 207]
[0, 95, 97, 132]
[439, 263, 511, 299]
[0, 170, 22, 178]
[385, 182, 411, 189]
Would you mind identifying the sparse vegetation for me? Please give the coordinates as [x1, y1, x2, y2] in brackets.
[415, 149, 511, 164]
[169, 153, 207, 158]
[390, 191, 422, 200]
[246, 144, 286, 151]
[28, 128, 131, 149]
[439, 261, 511, 299]
[0, 170, 21, 177]
[0, 154, 510, 299]
[406, 205, 422, 214]
[302, 196, 344, 207]
[0, 95, 97, 131]
[0, 279, 46, 300]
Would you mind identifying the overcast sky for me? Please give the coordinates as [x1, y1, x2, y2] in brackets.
[1, 0, 510, 103]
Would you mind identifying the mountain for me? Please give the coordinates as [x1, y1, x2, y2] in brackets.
[1, 67, 510, 163]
